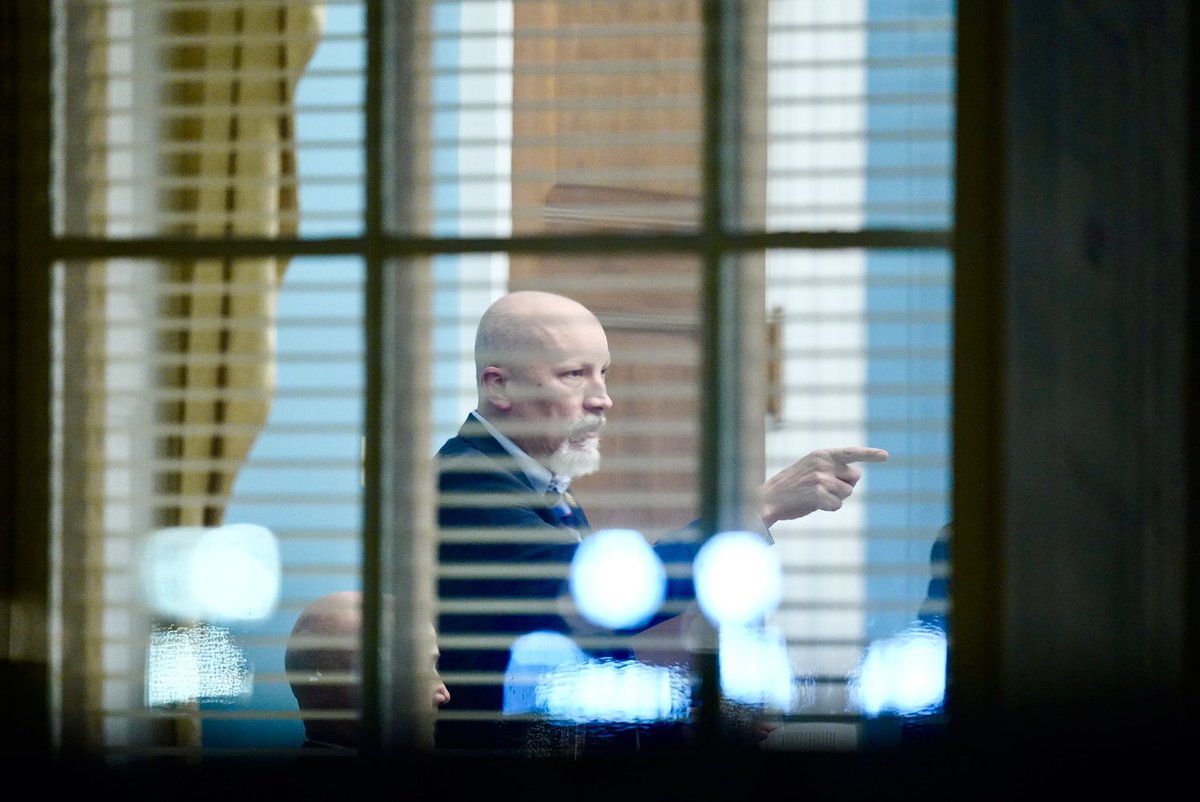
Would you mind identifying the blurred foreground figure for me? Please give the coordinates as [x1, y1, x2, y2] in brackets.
[286, 590, 450, 751]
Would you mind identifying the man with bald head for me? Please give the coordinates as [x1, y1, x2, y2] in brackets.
[285, 590, 450, 751]
[473, 291, 612, 484]
[435, 290, 888, 753]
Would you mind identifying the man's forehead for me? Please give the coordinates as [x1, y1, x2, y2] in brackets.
[530, 309, 604, 335]
[524, 318, 608, 355]
[536, 340, 610, 364]
[504, 347, 609, 372]
[550, 348, 610, 364]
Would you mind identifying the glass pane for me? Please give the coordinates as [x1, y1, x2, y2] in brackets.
[52, 0, 365, 238]
[403, 0, 704, 238]
[760, 246, 951, 749]
[50, 255, 366, 761]
[742, 0, 956, 231]
[41, 0, 956, 766]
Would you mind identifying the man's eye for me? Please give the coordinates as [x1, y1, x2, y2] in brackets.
[563, 370, 584, 378]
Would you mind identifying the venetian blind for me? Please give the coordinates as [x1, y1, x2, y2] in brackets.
[46, 0, 954, 767]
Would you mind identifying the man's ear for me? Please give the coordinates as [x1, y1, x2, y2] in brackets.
[481, 366, 512, 411]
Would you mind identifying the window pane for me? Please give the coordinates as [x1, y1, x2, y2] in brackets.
[42, 0, 956, 765]
[52, 0, 363, 238]
[743, 0, 956, 231]
[50, 255, 366, 760]
[761, 247, 951, 748]
[404, 0, 704, 239]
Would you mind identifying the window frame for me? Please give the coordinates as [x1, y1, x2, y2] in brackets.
[7, 0, 966, 762]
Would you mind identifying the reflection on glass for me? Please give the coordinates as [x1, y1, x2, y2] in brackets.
[694, 530, 783, 627]
[719, 624, 800, 711]
[503, 631, 588, 715]
[138, 524, 281, 622]
[146, 623, 252, 707]
[503, 631, 690, 725]
[569, 528, 666, 630]
[538, 659, 690, 725]
[850, 624, 947, 717]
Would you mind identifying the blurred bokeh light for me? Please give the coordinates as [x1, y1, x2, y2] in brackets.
[538, 658, 690, 724]
[850, 624, 947, 716]
[139, 523, 281, 622]
[503, 630, 589, 714]
[719, 624, 799, 710]
[694, 530, 782, 627]
[503, 631, 690, 724]
[568, 528, 666, 630]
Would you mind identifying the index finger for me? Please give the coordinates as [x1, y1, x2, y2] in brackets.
[832, 447, 889, 463]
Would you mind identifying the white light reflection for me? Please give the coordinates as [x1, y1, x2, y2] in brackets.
[538, 658, 690, 724]
[569, 528, 665, 630]
[694, 530, 782, 627]
[719, 624, 800, 710]
[146, 623, 253, 706]
[503, 631, 589, 714]
[850, 624, 947, 716]
[139, 523, 281, 621]
[503, 631, 691, 724]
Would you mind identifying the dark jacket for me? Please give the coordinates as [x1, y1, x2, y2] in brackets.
[434, 415, 701, 753]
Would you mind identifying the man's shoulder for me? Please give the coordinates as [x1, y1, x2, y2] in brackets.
[434, 417, 552, 530]
[436, 416, 501, 458]
[437, 417, 503, 463]
[436, 433, 481, 459]
[436, 424, 528, 492]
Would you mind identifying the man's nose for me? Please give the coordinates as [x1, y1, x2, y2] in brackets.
[585, 379, 612, 412]
[434, 680, 451, 707]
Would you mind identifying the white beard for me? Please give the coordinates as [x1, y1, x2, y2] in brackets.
[547, 439, 601, 479]
[546, 413, 605, 479]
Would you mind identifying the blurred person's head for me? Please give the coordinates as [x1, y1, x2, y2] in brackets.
[285, 591, 449, 748]
[474, 291, 612, 478]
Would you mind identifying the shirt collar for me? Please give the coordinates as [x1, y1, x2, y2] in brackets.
[469, 410, 571, 495]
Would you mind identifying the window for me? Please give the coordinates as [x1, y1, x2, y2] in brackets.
[43, 0, 953, 765]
